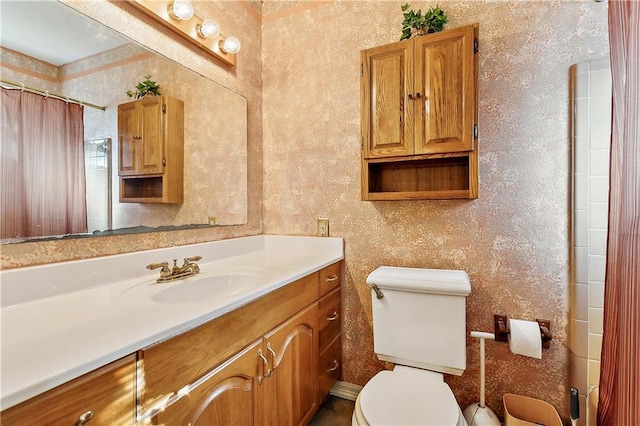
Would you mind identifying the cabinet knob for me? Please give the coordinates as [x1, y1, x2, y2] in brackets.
[75, 410, 94, 425]
[408, 94, 414, 100]
[416, 92, 422, 98]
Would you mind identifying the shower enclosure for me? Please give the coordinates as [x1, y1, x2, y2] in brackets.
[570, 57, 611, 426]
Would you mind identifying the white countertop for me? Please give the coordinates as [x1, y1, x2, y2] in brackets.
[0, 235, 344, 410]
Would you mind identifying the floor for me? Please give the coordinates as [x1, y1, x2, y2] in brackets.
[309, 395, 355, 426]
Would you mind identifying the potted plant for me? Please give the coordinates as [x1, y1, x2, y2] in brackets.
[400, 3, 448, 40]
[126, 75, 161, 99]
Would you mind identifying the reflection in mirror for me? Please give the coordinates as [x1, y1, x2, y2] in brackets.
[0, 0, 247, 244]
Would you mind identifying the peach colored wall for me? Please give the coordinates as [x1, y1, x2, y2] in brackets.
[0, 0, 262, 268]
[261, 0, 608, 421]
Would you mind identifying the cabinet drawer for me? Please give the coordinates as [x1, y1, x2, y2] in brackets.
[1, 355, 136, 426]
[318, 287, 341, 351]
[318, 334, 341, 402]
[319, 261, 342, 297]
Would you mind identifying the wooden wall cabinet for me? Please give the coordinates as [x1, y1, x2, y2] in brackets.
[361, 24, 479, 200]
[0, 355, 137, 426]
[117, 95, 184, 203]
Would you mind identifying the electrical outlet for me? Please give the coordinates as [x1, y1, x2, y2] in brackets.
[208, 216, 216, 226]
[317, 218, 329, 237]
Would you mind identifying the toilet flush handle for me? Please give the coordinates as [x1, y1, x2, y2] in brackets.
[371, 284, 384, 299]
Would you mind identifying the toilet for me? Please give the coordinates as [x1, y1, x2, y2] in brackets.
[352, 266, 471, 426]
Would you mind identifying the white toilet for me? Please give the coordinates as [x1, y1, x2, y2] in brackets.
[352, 266, 471, 426]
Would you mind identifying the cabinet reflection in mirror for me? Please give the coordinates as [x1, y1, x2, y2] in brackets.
[0, 0, 247, 244]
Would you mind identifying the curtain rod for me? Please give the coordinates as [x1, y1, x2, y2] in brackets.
[0, 79, 106, 111]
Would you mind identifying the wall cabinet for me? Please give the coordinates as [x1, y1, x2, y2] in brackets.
[361, 24, 479, 200]
[0, 355, 136, 426]
[117, 95, 184, 203]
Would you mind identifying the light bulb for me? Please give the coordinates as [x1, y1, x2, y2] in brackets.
[168, 0, 194, 21]
[220, 36, 241, 54]
[197, 18, 220, 39]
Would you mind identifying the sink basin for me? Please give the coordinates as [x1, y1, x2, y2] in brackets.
[152, 272, 264, 304]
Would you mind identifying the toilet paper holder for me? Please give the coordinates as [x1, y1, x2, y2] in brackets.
[494, 314, 553, 348]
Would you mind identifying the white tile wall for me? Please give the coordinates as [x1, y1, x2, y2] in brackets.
[571, 58, 611, 426]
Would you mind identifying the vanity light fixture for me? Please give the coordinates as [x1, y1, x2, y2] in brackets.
[168, 0, 194, 21]
[197, 18, 220, 39]
[125, 0, 240, 67]
[220, 36, 241, 54]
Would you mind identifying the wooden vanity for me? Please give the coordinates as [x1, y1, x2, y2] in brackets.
[1, 259, 343, 426]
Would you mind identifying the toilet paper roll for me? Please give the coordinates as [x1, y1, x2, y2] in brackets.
[508, 319, 542, 359]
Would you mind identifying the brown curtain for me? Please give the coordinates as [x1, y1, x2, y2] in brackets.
[1, 87, 87, 240]
[597, 1, 640, 425]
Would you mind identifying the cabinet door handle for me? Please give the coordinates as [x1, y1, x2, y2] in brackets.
[327, 360, 340, 373]
[257, 349, 269, 385]
[266, 343, 277, 377]
[327, 311, 339, 321]
[326, 274, 338, 282]
[75, 410, 94, 425]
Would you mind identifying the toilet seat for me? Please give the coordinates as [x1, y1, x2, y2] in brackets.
[357, 370, 461, 425]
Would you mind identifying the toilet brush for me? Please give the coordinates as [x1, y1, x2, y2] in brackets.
[462, 331, 501, 426]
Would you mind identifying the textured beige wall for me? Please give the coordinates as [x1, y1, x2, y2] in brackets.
[261, 0, 608, 421]
[0, 0, 262, 268]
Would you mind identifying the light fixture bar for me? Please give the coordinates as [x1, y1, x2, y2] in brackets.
[125, 0, 236, 67]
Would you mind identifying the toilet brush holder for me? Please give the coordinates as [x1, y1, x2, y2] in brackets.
[462, 331, 501, 426]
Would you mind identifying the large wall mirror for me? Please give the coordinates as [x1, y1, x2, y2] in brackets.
[0, 0, 248, 244]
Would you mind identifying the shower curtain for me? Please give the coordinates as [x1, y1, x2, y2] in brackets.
[597, 1, 640, 425]
[1, 87, 87, 240]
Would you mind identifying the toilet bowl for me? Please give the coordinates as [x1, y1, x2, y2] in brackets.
[352, 366, 467, 426]
[355, 267, 472, 426]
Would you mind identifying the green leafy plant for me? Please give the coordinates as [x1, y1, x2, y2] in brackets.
[400, 3, 448, 40]
[126, 75, 161, 99]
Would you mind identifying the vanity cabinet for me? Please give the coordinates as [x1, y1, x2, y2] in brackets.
[0, 355, 136, 426]
[317, 262, 342, 403]
[117, 95, 184, 203]
[142, 261, 343, 425]
[361, 24, 479, 200]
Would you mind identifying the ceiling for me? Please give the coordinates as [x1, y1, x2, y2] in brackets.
[0, 0, 129, 66]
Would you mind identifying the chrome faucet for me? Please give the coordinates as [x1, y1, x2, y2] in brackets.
[146, 256, 202, 283]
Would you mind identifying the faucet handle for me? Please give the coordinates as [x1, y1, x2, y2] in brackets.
[147, 261, 169, 270]
[183, 256, 202, 264]
[147, 261, 172, 278]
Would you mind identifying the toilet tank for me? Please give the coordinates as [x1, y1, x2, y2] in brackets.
[367, 267, 471, 376]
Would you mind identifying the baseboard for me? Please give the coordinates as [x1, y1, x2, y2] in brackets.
[329, 381, 363, 401]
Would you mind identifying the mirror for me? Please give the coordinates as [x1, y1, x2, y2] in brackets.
[0, 0, 247, 244]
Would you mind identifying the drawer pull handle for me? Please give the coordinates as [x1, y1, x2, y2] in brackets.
[258, 349, 269, 385]
[327, 360, 340, 372]
[266, 343, 277, 377]
[326, 274, 338, 282]
[75, 411, 94, 425]
[327, 311, 339, 321]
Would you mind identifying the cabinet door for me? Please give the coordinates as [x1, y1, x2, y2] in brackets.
[1, 355, 136, 426]
[118, 102, 139, 176]
[414, 24, 477, 154]
[154, 339, 263, 426]
[262, 304, 318, 426]
[361, 40, 414, 158]
[139, 96, 164, 174]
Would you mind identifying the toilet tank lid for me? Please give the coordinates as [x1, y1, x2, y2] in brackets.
[366, 266, 471, 296]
